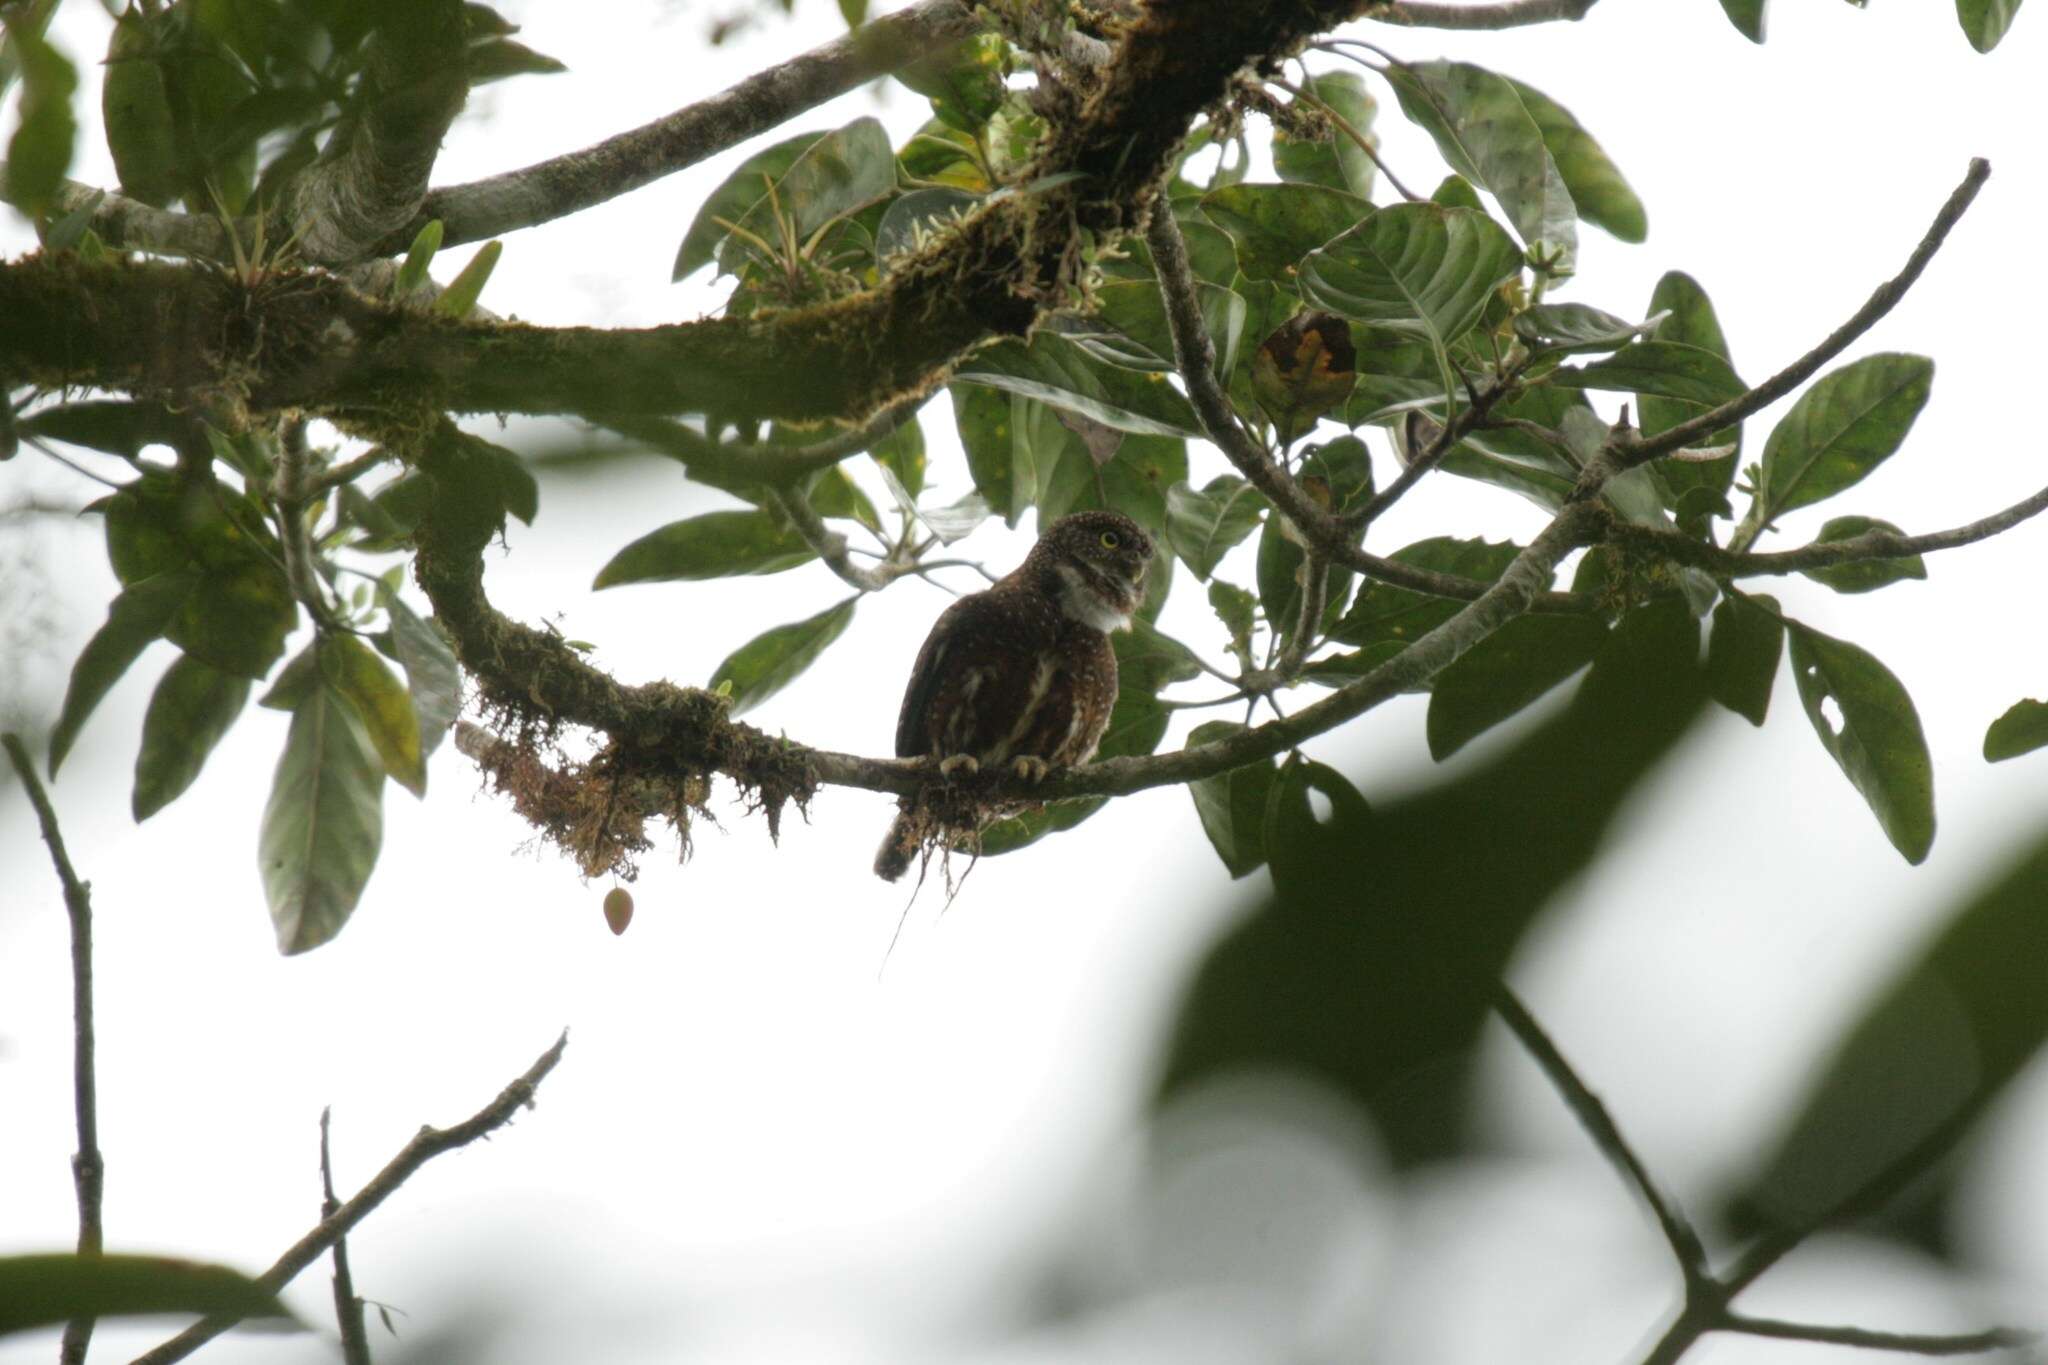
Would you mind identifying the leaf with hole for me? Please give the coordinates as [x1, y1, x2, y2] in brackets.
[1787, 618, 1935, 864]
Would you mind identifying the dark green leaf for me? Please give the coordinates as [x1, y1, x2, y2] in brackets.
[1431, 173, 1483, 211]
[1332, 537, 1521, 648]
[1640, 272, 1742, 510]
[1186, 720, 1277, 878]
[4, 22, 76, 216]
[1083, 277, 1245, 379]
[1298, 203, 1522, 348]
[1798, 515, 1927, 593]
[49, 570, 196, 775]
[260, 685, 385, 954]
[674, 129, 825, 279]
[1208, 579, 1257, 653]
[953, 384, 1026, 527]
[1957, 0, 2021, 50]
[592, 510, 815, 588]
[1039, 430, 1187, 534]
[1706, 590, 1782, 726]
[956, 332, 1201, 438]
[1760, 353, 1933, 519]
[259, 642, 320, 711]
[804, 464, 881, 532]
[24, 401, 181, 459]
[42, 184, 102, 249]
[132, 653, 250, 820]
[1426, 613, 1609, 759]
[1985, 699, 2048, 762]
[1387, 60, 1577, 268]
[708, 596, 857, 716]
[165, 561, 295, 680]
[465, 37, 567, 84]
[1503, 76, 1645, 243]
[1512, 303, 1656, 355]
[1262, 754, 1370, 901]
[1787, 618, 1935, 864]
[378, 585, 461, 760]
[870, 415, 927, 499]
[1558, 340, 1745, 406]
[101, 13, 177, 205]
[1719, 0, 1766, 40]
[0, 1253, 295, 1337]
[711, 117, 895, 277]
[433, 239, 502, 318]
[895, 33, 1006, 133]
[1273, 71, 1377, 197]
[1256, 515, 1352, 651]
[1199, 182, 1371, 284]
[874, 186, 978, 265]
[320, 633, 426, 797]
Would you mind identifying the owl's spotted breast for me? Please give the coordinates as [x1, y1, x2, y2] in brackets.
[874, 511, 1152, 881]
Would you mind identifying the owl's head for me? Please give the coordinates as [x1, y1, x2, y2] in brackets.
[1032, 510, 1153, 633]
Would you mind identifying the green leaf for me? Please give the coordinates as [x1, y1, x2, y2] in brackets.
[1039, 430, 1187, 534]
[592, 510, 815, 588]
[1735, 827, 2048, 1240]
[1787, 618, 1935, 864]
[1165, 477, 1267, 580]
[1797, 515, 1927, 594]
[395, 218, 443, 297]
[838, 0, 869, 26]
[4, 21, 76, 217]
[22, 400, 178, 459]
[675, 129, 826, 279]
[1760, 353, 1933, 519]
[803, 463, 881, 532]
[465, 37, 567, 84]
[956, 331, 1201, 438]
[1957, 0, 2022, 50]
[1262, 754, 1370, 900]
[874, 186, 979, 265]
[1385, 61, 1576, 270]
[259, 642, 320, 711]
[433, 239, 502, 318]
[1332, 537, 1522, 648]
[132, 654, 250, 820]
[1719, 0, 1766, 40]
[101, 13, 178, 206]
[1512, 303, 1658, 355]
[0, 1252, 295, 1337]
[378, 585, 462, 761]
[1985, 699, 2048, 762]
[1640, 272, 1743, 510]
[895, 33, 1006, 133]
[1427, 613, 1610, 759]
[711, 116, 895, 277]
[1558, 340, 1745, 406]
[1438, 388, 1585, 509]
[49, 570, 196, 775]
[870, 415, 927, 499]
[1199, 182, 1372, 283]
[708, 596, 857, 716]
[260, 683, 384, 954]
[953, 384, 1025, 527]
[1255, 514, 1353, 652]
[1503, 76, 1646, 244]
[165, 560, 295, 680]
[1185, 721, 1278, 878]
[1706, 590, 1783, 726]
[1082, 277, 1245, 380]
[320, 633, 426, 797]
[1208, 579, 1257, 653]
[1273, 70, 1377, 197]
[1297, 202, 1522, 350]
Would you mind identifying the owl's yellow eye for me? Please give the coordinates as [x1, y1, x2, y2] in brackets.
[1100, 530, 1121, 549]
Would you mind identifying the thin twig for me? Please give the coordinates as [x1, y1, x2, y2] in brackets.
[1721, 1314, 2037, 1355]
[1267, 76, 1421, 202]
[607, 394, 926, 488]
[1361, 0, 1601, 29]
[3, 734, 104, 1365]
[1270, 553, 1332, 682]
[1624, 160, 1991, 481]
[131, 1031, 569, 1365]
[313, 446, 395, 495]
[320, 1109, 373, 1365]
[1493, 985, 1710, 1284]
[766, 485, 911, 593]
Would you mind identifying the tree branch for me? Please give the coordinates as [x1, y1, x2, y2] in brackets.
[1493, 986, 1709, 1284]
[766, 485, 911, 593]
[318, 1109, 372, 1365]
[1721, 1314, 2036, 1355]
[130, 1031, 569, 1365]
[380, 0, 980, 255]
[1362, 0, 1602, 29]
[1622, 160, 1990, 473]
[2, 734, 104, 1365]
[1599, 481, 2048, 578]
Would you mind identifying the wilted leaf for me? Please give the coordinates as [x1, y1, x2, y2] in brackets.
[132, 653, 250, 820]
[260, 685, 385, 954]
[1706, 590, 1782, 726]
[708, 596, 857, 715]
[1787, 618, 1935, 864]
[1250, 310, 1357, 443]
[593, 510, 815, 588]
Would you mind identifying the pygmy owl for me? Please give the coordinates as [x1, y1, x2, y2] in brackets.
[873, 510, 1154, 881]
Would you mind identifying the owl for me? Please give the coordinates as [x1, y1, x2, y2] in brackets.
[873, 510, 1154, 881]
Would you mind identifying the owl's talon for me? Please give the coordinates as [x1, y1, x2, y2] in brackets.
[937, 754, 980, 778]
[1010, 756, 1050, 782]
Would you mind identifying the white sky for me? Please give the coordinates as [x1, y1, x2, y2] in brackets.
[4, 2, 2048, 1362]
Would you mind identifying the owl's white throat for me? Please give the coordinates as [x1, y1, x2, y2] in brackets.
[1053, 562, 1135, 633]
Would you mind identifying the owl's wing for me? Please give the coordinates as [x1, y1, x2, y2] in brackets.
[893, 589, 1043, 759]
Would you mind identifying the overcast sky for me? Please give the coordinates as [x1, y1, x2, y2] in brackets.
[4, 2, 2047, 1362]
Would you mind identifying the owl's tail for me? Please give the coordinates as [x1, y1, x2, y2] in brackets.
[873, 803, 921, 882]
